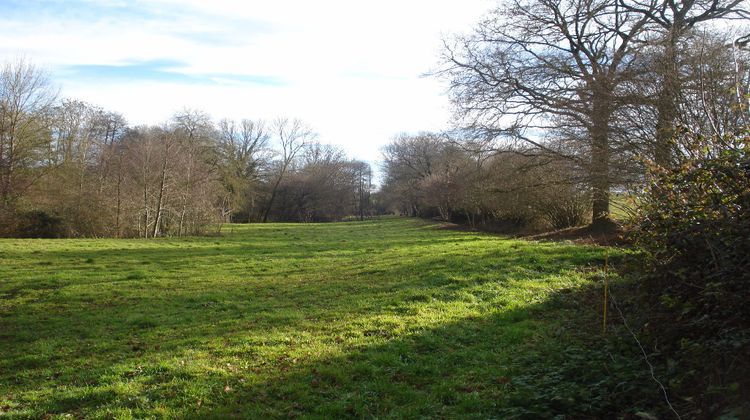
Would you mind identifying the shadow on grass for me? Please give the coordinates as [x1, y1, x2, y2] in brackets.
[1, 220, 658, 418]
[1, 243, 604, 345]
[16, 281, 659, 418]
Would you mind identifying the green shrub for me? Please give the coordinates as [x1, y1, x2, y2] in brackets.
[633, 136, 750, 416]
[536, 191, 589, 230]
[634, 141, 749, 321]
[18, 210, 65, 238]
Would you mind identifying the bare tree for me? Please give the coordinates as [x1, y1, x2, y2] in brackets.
[261, 118, 315, 223]
[151, 128, 177, 238]
[93, 110, 127, 195]
[353, 160, 372, 221]
[0, 58, 391, 236]
[260, 142, 369, 222]
[218, 118, 270, 221]
[440, 0, 649, 227]
[0, 59, 56, 211]
[381, 133, 445, 217]
[122, 127, 157, 238]
[171, 109, 213, 236]
[619, 0, 748, 166]
[682, 31, 749, 138]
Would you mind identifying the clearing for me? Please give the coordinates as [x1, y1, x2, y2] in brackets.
[1, 218, 648, 418]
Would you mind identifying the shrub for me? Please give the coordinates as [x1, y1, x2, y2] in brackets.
[632, 136, 750, 416]
[17, 210, 65, 238]
[634, 141, 749, 322]
[536, 190, 589, 230]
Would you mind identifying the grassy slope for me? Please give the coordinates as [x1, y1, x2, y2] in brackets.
[1, 218, 653, 418]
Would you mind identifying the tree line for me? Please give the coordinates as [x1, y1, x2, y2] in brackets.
[2, 0, 747, 237]
[379, 0, 748, 231]
[0, 61, 373, 237]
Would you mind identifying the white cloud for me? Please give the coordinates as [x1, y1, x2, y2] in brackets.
[0, 0, 494, 161]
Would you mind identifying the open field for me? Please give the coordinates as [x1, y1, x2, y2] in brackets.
[1, 218, 651, 418]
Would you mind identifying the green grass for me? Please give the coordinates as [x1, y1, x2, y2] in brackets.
[610, 192, 638, 222]
[1, 218, 649, 418]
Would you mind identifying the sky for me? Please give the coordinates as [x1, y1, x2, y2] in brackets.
[0, 0, 494, 163]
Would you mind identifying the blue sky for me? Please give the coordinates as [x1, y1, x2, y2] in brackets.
[0, 0, 492, 161]
[56, 59, 286, 86]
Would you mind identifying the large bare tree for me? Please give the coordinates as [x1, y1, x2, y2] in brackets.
[440, 0, 650, 226]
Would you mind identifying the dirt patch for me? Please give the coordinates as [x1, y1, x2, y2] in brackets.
[524, 224, 628, 246]
[434, 219, 628, 246]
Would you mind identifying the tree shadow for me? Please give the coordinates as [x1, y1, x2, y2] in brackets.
[196, 281, 657, 418]
[1, 220, 652, 418]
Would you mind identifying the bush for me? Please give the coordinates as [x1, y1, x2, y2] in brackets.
[17, 210, 65, 238]
[632, 137, 750, 416]
[634, 142, 749, 321]
[536, 190, 589, 230]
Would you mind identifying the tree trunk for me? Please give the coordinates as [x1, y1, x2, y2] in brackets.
[0, 127, 16, 207]
[152, 142, 169, 238]
[358, 168, 365, 221]
[248, 195, 255, 223]
[654, 31, 679, 167]
[262, 168, 285, 223]
[178, 205, 186, 237]
[142, 175, 149, 238]
[115, 166, 122, 238]
[178, 162, 191, 236]
[590, 86, 612, 228]
[0, 132, 8, 206]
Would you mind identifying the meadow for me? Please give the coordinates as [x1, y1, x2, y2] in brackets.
[0, 218, 654, 418]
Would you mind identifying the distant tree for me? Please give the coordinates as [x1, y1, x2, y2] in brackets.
[93, 110, 127, 194]
[261, 118, 315, 223]
[217, 118, 270, 222]
[352, 160, 372, 221]
[0, 59, 56, 213]
[171, 109, 214, 236]
[0, 58, 386, 236]
[381, 133, 444, 217]
[43, 100, 116, 235]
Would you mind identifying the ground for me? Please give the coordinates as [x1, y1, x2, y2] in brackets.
[0, 218, 656, 418]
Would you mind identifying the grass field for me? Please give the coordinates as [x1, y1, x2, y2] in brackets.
[1, 218, 653, 418]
